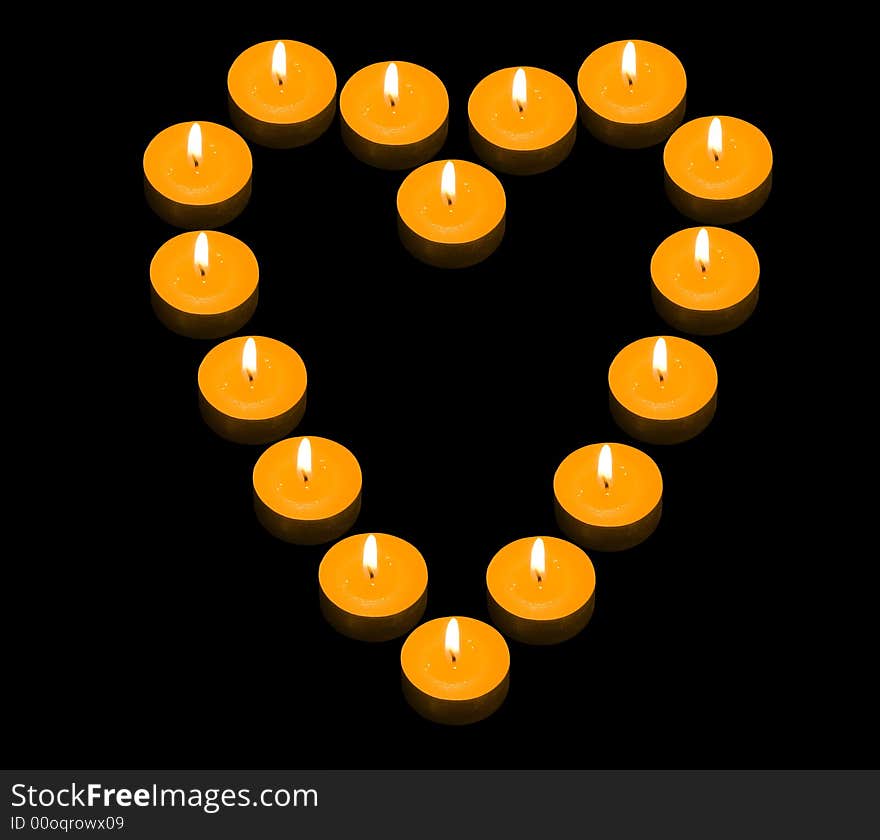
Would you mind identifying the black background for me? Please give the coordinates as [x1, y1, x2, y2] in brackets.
[10, 13, 867, 770]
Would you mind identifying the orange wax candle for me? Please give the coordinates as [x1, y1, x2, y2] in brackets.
[468, 66, 577, 174]
[609, 336, 718, 444]
[319, 533, 428, 641]
[253, 436, 362, 545]
[486, 537, 596, 645]
[664, 115, 772, 223]
[149, 231, 259, 339]
[143, 121, 252, 229]
[198, 336, 307, 445]
[401, 617, 510, 725]
[577, 39, 686, 148]
[340, 61, 449, 169]
[397, 159, 505, 268]
[227, 40, 337, 148]
[651, 227, 760, 335]
[554, 442, 663, 552]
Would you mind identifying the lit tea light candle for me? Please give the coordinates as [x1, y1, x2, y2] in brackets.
[468, 65, 577, 174]
[319, 533, 428, 641]
[401, 616, 510, 725]
[664, 115, 772, 223]
[651, 226, 760, 335]
[143, 121, 252, 228]
[609, 336, 718, 444]
[340, 60, 449, 169]
[253, 436, 362, 544]
[554, 443, 663, 552]
[486, 536, 596, 644]
[227, 39, 337, 148]
[149, 231, 259, 338]
[397, 159, 505, 268]
[576, 39, 686, 148]
[198, 336, 307, 444]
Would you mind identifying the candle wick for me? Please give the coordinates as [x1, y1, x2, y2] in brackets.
[700, 262, 706, 273]
[247, 371, 254, 383]
[199, 266, 206, 277]
[389, 96, 396, 108]
[628, 76, 633, 87]
[277, 77, 284, 87]
[603, 477, 610, 490]
[517, 102, 524, 113]
[713, 151, 719, 163]
[450, 652, 456, 664]
[446, 196, 452, 206]
[368, 568, 374, 580]
[192, 157, 199, 169]
[658, 372, 665, 383]
[536, 572, 543, 583]
[302, 472, 309, 485]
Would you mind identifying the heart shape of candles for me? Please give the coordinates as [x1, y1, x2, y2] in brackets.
[145, 36, 769, 722]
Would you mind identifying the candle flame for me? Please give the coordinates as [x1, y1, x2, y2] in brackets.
[441, 160, 456, 206]
[622, 41, 637, 85]
[187, 122, 202, 168]
[297, 437, 312, 483]
[512, 67, 527, 112]
[272, 41, 287, 85]
[193, 232, 209, 276]
[530, 537, 546, 583]
[445, 617, 460, 663]
[695, 228, 710, 272]
[242, 337, 257, 382]
[363, 534, 378, 580]
[653, 337, 668, 383]
[708, 117, 722, 162]
[598, 444, 613, 491]
[384, 61, 399, 107]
